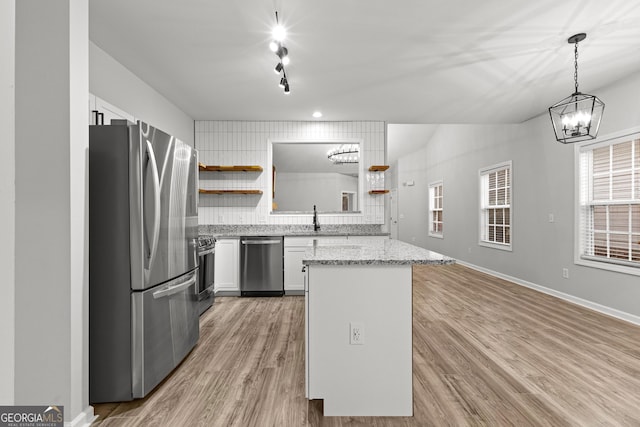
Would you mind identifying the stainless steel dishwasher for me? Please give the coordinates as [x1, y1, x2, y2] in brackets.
[240, 236, 284, 296]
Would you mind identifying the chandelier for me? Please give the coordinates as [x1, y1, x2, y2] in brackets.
[327, 144, 359, 164]
[548, 33, 604, 144]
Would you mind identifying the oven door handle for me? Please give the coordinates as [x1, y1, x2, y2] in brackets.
[153, 275, 197, 299]
[198, 248, 215, 256]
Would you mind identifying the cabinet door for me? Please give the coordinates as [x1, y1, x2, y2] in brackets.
[284, 247, 307, 291]
[214, 239, 239, 292]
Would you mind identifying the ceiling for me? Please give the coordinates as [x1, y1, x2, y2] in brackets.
[89, 0, 640, 124]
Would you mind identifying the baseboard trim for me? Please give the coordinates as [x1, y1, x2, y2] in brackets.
[456, 260, 640, 327]
[66, 406, 96, 427]
[214, 290, 240, 297]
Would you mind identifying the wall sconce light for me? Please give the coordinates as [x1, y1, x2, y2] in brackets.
[548, 33, 605, 144]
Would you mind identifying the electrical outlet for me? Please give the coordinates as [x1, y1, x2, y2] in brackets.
[548, 213, 555, 223]
[350, 322, 364, 345]
[562, 268, 569, 279]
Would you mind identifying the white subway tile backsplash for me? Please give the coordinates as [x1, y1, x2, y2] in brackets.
[195, 120, 386, 225]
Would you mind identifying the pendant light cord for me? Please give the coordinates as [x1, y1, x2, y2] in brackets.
[574, 41, 579, 94]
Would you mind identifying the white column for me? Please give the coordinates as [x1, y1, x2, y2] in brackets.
[0, 0, 16, 405]
[14, 1, 91, 424]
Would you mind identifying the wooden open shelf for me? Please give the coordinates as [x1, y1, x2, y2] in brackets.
[198, 163, 263, 172]
[199, 189, 263, 195]
[368, 190, 389, 195]
[368, 165, 389, 172]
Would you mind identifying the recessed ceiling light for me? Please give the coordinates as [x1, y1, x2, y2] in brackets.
[312, 111, 322, 118]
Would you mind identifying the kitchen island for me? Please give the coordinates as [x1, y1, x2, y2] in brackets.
[303, 238, 454, 417]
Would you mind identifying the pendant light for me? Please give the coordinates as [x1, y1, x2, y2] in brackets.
[548, 33, 604, 144]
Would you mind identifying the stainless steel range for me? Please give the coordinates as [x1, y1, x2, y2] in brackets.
[197, 235, 215, 314]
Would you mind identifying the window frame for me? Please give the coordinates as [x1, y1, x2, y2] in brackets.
[428, 180, 444, 239]
[574, 127, 640, 277]
[479, 161, 513, 251]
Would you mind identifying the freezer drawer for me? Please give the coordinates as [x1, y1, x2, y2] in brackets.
[131, 269, 199, 398]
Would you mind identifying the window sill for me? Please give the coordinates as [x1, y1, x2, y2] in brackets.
[428, 233, 443, 239]
[575, 256, 640, 277]
[478, 240, 512, 252]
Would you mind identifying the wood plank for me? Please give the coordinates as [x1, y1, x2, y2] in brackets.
[199, 165, 263, 172]
[93, 264, 640, 426]
[198, 189, 263, 195]
[368, 165, 390, 172]
[369, 190, 389, 194]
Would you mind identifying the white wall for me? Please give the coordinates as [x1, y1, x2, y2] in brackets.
[275, 172, 357, 212]
[89, 41, 194, 145]
[14, 1, 92, 424]
[391, 70, 640, 321]
[0, 0, 15, 405]
[196, 121, 385, 225]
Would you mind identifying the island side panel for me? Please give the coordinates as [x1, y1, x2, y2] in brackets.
[307, 264, 413, 416]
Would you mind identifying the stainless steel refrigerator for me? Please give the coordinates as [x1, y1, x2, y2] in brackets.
[89, 120, 199, 403]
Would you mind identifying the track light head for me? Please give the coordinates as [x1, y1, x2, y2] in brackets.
[272, 24, 286, 42]
[274, 62, 283, 74]
[276, 46, 287, 58]
[284, 82, 290, 94]
[279, 77, 286, 88]
[269, 41, 279, 52]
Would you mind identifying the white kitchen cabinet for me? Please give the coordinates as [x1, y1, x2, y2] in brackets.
[284, 246, 307, 293]
[89, 94, 136, 125]
[284, 236, 348, 295]
[214, 238, 240, 296]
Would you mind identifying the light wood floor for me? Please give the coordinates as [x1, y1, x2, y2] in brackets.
[93, 264, 640, 426]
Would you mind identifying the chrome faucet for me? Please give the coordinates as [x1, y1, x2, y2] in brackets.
[313, 205, 320, 231]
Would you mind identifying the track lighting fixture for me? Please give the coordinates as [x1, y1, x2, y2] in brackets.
[270, 11, 291, 94]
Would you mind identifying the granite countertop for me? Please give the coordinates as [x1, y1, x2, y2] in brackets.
[199, 224, 390, 239]
[210, 231, 390, 238]
[302, 238, 455, 266]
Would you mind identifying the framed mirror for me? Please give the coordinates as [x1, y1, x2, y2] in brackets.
[269, 140, 363, 214]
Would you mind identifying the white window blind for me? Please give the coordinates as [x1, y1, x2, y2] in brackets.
[579, 136, 640, 267]
[480, 162, 512, 250]
[429, 181, 443, 237]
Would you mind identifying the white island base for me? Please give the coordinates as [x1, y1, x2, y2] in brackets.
[305, 264, 413, 416]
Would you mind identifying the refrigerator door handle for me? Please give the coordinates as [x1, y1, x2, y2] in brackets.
[153, 274, 197, 299]
[144, 140, 161, 266]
